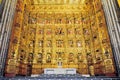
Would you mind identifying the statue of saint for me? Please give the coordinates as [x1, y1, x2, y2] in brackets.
[69, 53, 74, 63]
[46, 53, 51, 63]
[47, 40, 52, 47]
[37, 53, 42, 63]
[46, 29, 52, 35]
[28, 53, 33, 63]
[69, 40, 73, 47]
[39, 40, 43, 47]
[77, 53, 82, 62]
[77, 40, 81, 47]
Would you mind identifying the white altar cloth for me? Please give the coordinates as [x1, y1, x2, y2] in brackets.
[44, 68, 76, 74]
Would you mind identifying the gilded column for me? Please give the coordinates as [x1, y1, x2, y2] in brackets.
[5, 0, 25, 77]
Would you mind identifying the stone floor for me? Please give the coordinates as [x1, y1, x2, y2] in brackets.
[0, 74, 120, 80]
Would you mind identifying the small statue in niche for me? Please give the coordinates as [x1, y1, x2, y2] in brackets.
[57, 52, 63, 58]
[44, 18, 47, 24]
[29, 40, 35, 47]
[66, 17, 69, 24]
[67, 17, 73, 24]
[38, 17, 44, 24]
[46, 53, 51, 63]
[95, 49, 102, 61]
[46, 18, 51, 24]
[68, 40, 73, 47]
[87, 53, 93, 65]
[12, 37, 18, 44]
[28, 53, 33, 63]
[77, 40, 82, 47]
[73, 17, 76, 24]
[55, 18, 58, 24]
[75, 18, 80, 24]
[29, 28, 36, 35]
[37, 53, 42, 63]
[102, 39, 108, 44]
[20, 53, 25, 60]
[56, 40, 64, 47]
[85, 40, 90, 46]
[98, 15, 102, 24]
[11, 51, 15, 58]
[99, 21, 103, 27]
[29, 41, 33, 47]
[14, 23, 20, 28]
[104, 50, 110, 59]
[28, 13, 37, 24]
[77, 53, 82, 62]
[46, 40, 52, 47]
[83, 28, 90, 35]
[75, 28, 81, 35]
[38, 29, 44, 34]
[68, 53, 74, 63]
[28, 17, 36, 24]
[105, 59, 113, 66]
[57, 18, 62, 24]
[91, 22, 95, 27]
[56, 14, 62, 24]
[20, 50, 26, 61]
[55, 28, 64, 35]
[16, 0, 22, 12]
[67, 28, 73, 35]
[46, 29, 52, 35]
[38, 40, 43, 47]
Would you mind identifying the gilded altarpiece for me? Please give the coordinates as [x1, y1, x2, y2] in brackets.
[5, 0, 116, 76]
